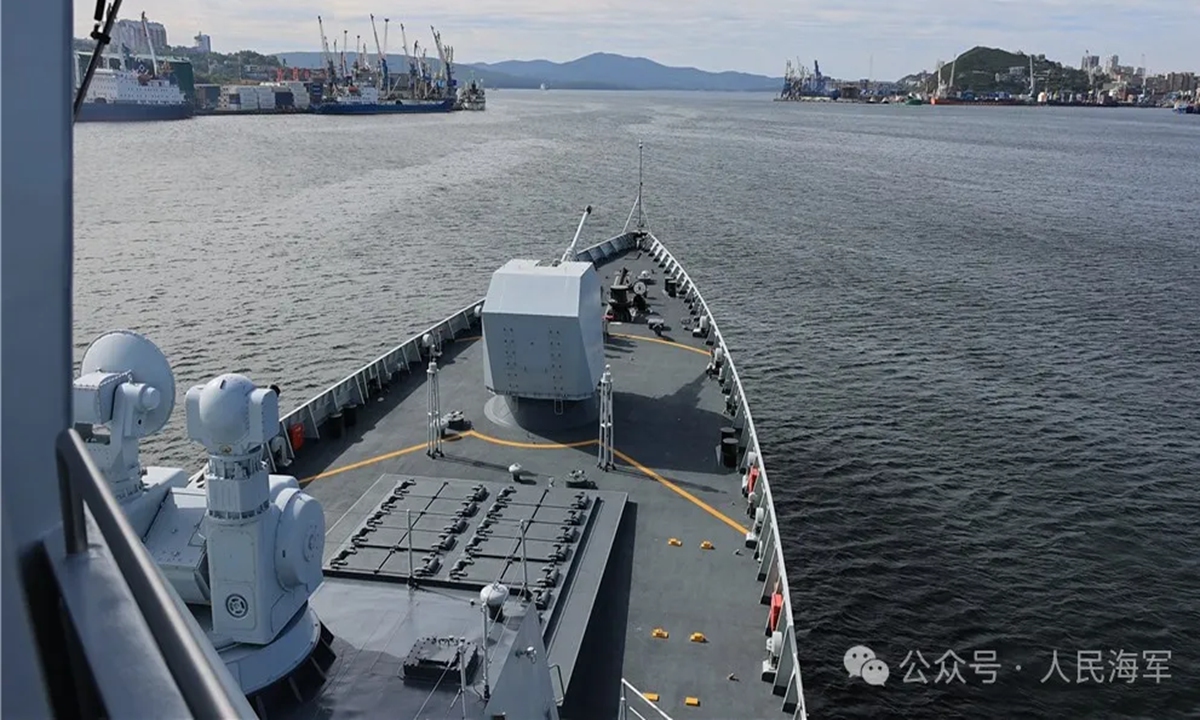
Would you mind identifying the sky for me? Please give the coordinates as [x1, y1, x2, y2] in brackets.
[74, 0, 1199, 78]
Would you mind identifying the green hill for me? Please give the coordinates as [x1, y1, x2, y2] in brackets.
[924, 46, 1097, 95]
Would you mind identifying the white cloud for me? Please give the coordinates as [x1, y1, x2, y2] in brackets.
[74, 0, 1197, 77]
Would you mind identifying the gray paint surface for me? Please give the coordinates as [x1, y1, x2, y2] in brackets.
[284, 243, 790, 718]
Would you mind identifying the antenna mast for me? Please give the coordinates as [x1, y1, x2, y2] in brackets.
[637, 141, 645, 232]
[623, 142, 650, 235]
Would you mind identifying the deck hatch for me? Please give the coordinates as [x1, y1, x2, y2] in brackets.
[324, 477, 600, 599]
[401, 636, 480, 685]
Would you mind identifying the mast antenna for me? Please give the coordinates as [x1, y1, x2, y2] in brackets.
[637, 141, 645, 232]
[623, 141, 650, 235]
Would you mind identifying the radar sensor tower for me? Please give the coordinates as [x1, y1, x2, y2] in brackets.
[73, 332, 336, 710]
[187, 374, 326, 645]
[73, 330, 176, 500]
[72, 330, 190, 534]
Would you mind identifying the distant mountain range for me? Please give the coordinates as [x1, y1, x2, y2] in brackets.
[274, 51, 783, 91]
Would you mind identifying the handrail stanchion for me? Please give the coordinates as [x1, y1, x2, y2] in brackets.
[55, 429, 251, 719]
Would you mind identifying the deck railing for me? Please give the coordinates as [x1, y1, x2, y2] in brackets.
[620, 678, 676, 720]
[188, 300, 487, 484]
[55, 429, 255, 718]
[182, 229, 804, 718]
[279, 303, 482, 446]
[227, 233, 641, 481]
[641, 233, 808, 720]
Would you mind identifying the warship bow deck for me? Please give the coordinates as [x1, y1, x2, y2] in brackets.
[259, 230, 806, 720]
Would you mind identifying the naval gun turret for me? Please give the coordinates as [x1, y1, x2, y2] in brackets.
[480, 207, 608, 433]
[72, 331, 334, 710]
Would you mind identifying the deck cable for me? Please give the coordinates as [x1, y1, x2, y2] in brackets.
[409, 652, 460, 720]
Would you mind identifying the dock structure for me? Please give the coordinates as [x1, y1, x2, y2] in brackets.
[777, 58, 829, 100]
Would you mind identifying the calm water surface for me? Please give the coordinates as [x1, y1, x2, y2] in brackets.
[75, 91, 1200, 719]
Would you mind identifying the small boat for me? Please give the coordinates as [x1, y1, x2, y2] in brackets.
[457, 78, 486, 111]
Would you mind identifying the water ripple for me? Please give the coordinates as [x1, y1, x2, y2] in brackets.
[74, 93, 1200, 719]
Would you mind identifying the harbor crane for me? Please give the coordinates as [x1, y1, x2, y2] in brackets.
[382, 18, 391, 91]
[369, 16, 389, 92]
[341, 30, 349, 79]
[779, 56, 829, 99]
[430, 26, 454, 91]
[412, 40, 431, 97]
[399, 23, 420, 95]
[139, 11, 159, 76]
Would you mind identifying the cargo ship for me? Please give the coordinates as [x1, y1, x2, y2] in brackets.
[313, 16, 458, 116]
[75, 12, 194, 122]
[312, 85, 456, 114]
[776, 59, 834, 101]
[928, 58, 963, 106]
[76, 66, 194, 122]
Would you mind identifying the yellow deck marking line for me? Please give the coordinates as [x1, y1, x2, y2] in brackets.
[608, 331, 711, 358]
[472, 330, 703, 357]
[298, 430, 591, 483]
[611, 448, 748, 535]
[460, 428, 595, 450]
[301, 428, 748, 537]
[299, 442, 428, 484]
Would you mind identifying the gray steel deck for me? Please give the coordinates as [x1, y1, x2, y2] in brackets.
[281, 241, 797, 719]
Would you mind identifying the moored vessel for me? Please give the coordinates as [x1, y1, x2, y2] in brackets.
[76, 78, 195, 122]
[313, 89, 456, 114]
[312, 16, 458, 116]
[74, 32, 192, 121]
[457, 77, 486, 110]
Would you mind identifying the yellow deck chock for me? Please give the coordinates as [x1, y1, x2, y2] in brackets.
[700, 540, 714, 550]
[643, 692, 660, 702]
[651, 628, 669, 639]
[668, 538, 683, 547]
[689, 632, 707, 643]
[685, 697, 700, 707]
